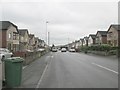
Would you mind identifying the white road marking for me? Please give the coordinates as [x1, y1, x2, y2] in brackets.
[36, 55, 53, 88]
[92, 63, 118, 74]
[36, 64, 48, 88]
[22, 66, 28, 70]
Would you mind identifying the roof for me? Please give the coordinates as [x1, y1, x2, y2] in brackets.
[18, 29, 29, 36]
[89, 34, 96, 39]
[35, 37, 39, 41]
[96, 31, 107, 36]
[29, 34, 34, 39]
[0, 21, 18, 30]
[108, 24, 120, 32]
[38, 39, 42, 42]
[84, 36, 89, 40]
[80, 38, 84, 42]
[75, 40, 79, 43]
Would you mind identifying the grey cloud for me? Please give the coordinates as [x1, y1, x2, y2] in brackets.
[1, 2, 118, 45]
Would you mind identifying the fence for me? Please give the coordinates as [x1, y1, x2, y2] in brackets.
[13, 50, 47, 66]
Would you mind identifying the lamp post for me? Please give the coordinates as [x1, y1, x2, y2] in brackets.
[46, 21, 49, 45]
[48, 32, 50, 46]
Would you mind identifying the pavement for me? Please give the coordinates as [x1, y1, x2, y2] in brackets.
[19, 52, 52, 88]
[19, 51, 118, 88]
[0, 62, 2, 89]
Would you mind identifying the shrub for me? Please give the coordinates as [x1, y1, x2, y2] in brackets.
[79, 44, 118, 53]
[91, 44, 112, 51]
[108, 50, 117, 55]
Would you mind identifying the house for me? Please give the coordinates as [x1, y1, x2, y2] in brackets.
[38, 39, 45, 48]
[107, 25, 120, 47]
[67, 42, 73, 49]
[74, 39, 83, 49]
[67, 41, 76, 49]
[19, 29, 29, 51]
[74, 40, 79, 49]
[83, 36, 89, 46]
[0, 21, 19, 52]
[34, 37, 39, 50]
[96, 31, 107, 45]
[80, 38, 84, 47]
[28, 34, 35, 51]
[38, 39, 46, 48]
[88, 34, 96, 46]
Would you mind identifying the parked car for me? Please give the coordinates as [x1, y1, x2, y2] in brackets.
[69, 48, 76, 52]
[61, 48, 67, 52]
[0, 48, 13, 62]
[52, 48, 57, 52]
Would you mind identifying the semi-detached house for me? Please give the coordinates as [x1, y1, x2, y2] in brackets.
[0, 21, 19, 52]
[107, 25, 120, 47]
[88, 34, 96, 46]
[19, 29, 29, 51]
[96, 31, 107, 45]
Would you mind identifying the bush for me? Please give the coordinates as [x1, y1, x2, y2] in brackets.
[108, 50, 117, 55]
[79, 44, 118, 54]
[80, 46, 89, 51]
[89, 44, 112, 51]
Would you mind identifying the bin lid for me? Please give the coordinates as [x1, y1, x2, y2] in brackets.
[5, 57, 24, 63]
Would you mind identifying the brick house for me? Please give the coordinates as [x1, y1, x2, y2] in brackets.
[19, 29, 29, 51]
[107, 25, 120, 47]
[96, 31, 107, 45]
[0, 21, 19, 52]
[88, 34, 96, 46]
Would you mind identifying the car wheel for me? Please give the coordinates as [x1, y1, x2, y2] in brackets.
[2, 80, 6, 86]
[1, 56, 5, 61]
[11, 55, 13, 57]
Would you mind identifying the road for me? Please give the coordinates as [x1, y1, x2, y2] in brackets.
[38, 51, 118, 88]
[20, 51, 118, 88]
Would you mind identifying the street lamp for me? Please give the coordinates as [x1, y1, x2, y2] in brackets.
[46, 21, 49, 45]
[48, 31, 50, 46]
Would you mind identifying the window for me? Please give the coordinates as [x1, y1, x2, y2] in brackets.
[21, 37, 24, 41]
[108, 32, 112, 38]
[13, 32, 17, 40]
[8, 33, 12, 39]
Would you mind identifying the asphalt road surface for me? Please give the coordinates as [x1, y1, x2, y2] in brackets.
[38, 51, 118, 88]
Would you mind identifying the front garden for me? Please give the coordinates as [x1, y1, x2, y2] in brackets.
[79, 44, 118, 56]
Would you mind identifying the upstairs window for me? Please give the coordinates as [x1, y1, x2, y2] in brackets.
[8, 33, 12, 39]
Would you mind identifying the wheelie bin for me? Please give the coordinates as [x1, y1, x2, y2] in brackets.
[4, 57, 24, 88]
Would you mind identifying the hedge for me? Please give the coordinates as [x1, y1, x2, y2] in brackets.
[80, 44, 118, 52]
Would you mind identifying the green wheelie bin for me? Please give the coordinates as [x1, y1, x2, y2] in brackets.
[4, 57, 24, 88]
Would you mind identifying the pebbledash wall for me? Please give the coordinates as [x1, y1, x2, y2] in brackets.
[0, 30, 2, 48]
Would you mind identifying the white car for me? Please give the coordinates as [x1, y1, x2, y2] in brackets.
[69, 48, 76, 52]
[52, 48, 57, 52]
[0, 48, 13, 62]
[61, 48, 67, 52]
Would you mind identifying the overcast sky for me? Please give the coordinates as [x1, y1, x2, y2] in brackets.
[0, 0, 118, 46]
